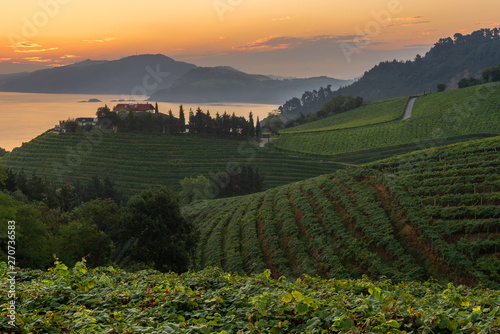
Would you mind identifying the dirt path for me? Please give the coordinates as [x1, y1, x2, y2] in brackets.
[402, 97, 417, 120]
[259, 137, 277, 147]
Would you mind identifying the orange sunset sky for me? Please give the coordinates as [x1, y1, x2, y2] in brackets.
[1, 0, 499, 78]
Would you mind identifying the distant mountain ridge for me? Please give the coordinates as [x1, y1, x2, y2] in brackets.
[0, 54, 196, 95]
[149, 66, 352, 104]
[0, 55, 352, 104]
[333, 27, 500, 101]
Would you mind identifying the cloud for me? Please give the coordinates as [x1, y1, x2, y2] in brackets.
[9, 41, 42, 48]
[0, 58, 12, 62]
[386, 16, 423, 22]
[23, 57, 53, 63]
[14, 47, 59, 53]
[419, 30, 437, 36]
[61, 55, 80, 59]
[233, 35, 360, 51]
[271, 16, 294, 21]
[399, 21, 431, 27]
[490, 23, 500, 28]
[83, 37, 116, 44]
[384, 16, 430, 28]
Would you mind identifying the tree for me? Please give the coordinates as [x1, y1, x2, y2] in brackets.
[55, 219, 113, 268]
[154, 102, 159, 114]
[57, 184, 80, 212]
[96, 105, 112, 119]
[0, 167, 6, 188]
[179, 105, 186, 133]
[96, 105, 118, 126]
[1, 168, 17, 192]
[179, 175, 212, 205]
[458, 77, 470, 88]
[54, 198, 121, 267]
[263, 111, 284, 135]
[63, 119, 78, 133]
[437, 83, 446, 92]
[118, 188, 197, 272]
[0, 192, 51, 269]
[103, 176, 118, 202]
[249, 112, 255, 137]
[0, 147, 7, 158]
[255, 117, 262, 138]
[482, 64, 500, 82]
[126, 111, 136, 132]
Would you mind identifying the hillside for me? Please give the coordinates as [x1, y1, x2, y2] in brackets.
[183, 136, 500, 288]
[149, 66, 352, 104]
[274, 82, 500, 156]
[0, 54, 196, 95]
[281, 96, 408, 133]
[0, 133, 344, 197]
[2, 264, 500, 333]
[333, 28, 500, 101]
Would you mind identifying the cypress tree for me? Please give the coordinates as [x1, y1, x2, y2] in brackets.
[255, 116, 262, 138]
[249, 112, 255, 137]
[179, 105, 186, 133]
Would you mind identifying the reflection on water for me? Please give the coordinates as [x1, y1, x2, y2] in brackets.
[0, 92, 277, 151]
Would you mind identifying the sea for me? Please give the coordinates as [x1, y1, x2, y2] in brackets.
[0, 92, 278, 152]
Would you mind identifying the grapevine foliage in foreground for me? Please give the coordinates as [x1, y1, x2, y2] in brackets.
[1, 262, 500, 333]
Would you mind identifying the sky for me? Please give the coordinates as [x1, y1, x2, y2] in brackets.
[1, 0, 499, 79]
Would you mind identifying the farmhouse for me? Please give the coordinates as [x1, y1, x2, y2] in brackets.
[113, 103, 155, 113]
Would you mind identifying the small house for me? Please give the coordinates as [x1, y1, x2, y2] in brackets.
[113, 103, 155, 113]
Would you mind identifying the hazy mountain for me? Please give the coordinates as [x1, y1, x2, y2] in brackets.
[149, 66, 352, 104]
[65, 59, 109, 68]
[333, 28, 500, 101]
[0, 54, 196, 95]
[0, 72, 30, 85]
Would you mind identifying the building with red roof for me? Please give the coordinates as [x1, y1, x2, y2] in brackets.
[113, 103, 155, 113]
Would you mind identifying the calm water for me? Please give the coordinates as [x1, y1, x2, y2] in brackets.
[0, 92, 277, 151]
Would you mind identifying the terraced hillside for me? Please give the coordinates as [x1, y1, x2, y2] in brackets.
[0, 133, 343, 196]
[275, 82, 500, 156]
[281, 96, 409, 133]
[184, 136, 500, 288]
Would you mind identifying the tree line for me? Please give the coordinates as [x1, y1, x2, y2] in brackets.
[1, 168, 121, 211]
[279, 85, 335, 118]
[283, 94, 363, 128]
[0, 162, 267, 273]
[179, 165, 265, 204]
[0, 167, 196, 273]
[188, 108, 262, 138]
[330, 27, 500, 101]
[458, 63, 500, 88]
[62, 104, 262, 139]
